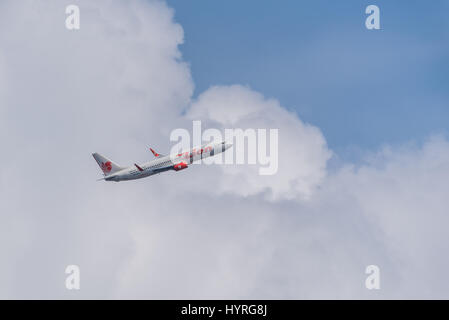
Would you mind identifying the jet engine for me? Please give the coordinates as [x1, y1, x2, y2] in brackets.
[173, 162, 188, 171]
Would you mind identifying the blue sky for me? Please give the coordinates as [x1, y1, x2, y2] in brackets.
[167, 0, 449, 158]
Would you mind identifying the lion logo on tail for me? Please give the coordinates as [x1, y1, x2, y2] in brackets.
[100, 161, 112, 173]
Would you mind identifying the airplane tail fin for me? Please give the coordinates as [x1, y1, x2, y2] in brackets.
[92, 153, 123, 176]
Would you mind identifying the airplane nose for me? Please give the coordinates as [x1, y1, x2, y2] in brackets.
[225, 142, 233, 150]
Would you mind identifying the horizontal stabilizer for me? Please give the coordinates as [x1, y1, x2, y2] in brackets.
[150, 148, 164, 158]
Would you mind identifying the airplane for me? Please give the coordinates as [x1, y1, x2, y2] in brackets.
[93, 141, 233, 182]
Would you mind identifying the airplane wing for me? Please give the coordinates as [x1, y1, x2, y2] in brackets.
[151, 160, 189, 173]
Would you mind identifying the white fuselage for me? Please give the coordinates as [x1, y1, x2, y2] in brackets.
[104, 142, 232, 182]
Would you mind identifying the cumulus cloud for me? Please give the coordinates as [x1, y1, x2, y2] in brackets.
[186, 85, 331, 201]
[0, 0, 193, 298]
[0, 0, 448, 299]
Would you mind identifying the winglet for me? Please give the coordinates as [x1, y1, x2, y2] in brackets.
[134, 163, 144, 172]
[150, 148, 160, 157]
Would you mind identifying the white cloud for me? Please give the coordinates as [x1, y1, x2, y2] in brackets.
[0, 0, 448, 299]
[187, 84, 331, 201]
